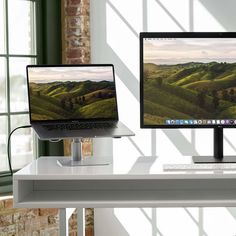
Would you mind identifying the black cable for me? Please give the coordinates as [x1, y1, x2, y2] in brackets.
[7, 125, 32, 176]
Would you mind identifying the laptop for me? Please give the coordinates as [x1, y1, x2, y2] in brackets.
[26, 64, 134, 140]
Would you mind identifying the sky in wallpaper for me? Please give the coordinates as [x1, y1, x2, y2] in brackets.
[144, 38, 236, 65]
[28, 66, 114, 83]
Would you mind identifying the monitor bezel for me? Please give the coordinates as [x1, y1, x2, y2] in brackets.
[140, 32, 236, 129]
[26, 64, 119, 124]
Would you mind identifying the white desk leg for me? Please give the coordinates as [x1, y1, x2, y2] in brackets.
[59, 208, 67, 236]
[77, 208, 85, 236]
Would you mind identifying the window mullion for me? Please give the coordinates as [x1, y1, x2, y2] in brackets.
[5, 0, 11, 170]
[1, 54, 37, 58]
[0, 111, 29, 116]
[31, 1, 36, 55]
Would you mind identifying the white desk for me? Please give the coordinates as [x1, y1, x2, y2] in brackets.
[13, 156, 236, 208]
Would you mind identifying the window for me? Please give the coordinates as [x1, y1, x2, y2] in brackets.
[0, 0, 36, 174]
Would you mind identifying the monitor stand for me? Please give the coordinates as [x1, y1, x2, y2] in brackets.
[57, 138, 110, 166]
[192, 127, 236, 163]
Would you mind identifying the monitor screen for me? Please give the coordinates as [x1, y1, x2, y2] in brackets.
[27, 65, 118, 122]
[140, 32, 236, 128]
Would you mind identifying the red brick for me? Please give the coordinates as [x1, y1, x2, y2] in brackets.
[86, 227, 94, 236]
[4, 199, 13, 209]
[70, 0, 81, 5]
[66, 6, 80, 16]
[39, 208, 58, 216]
[67, 49, 82, 58]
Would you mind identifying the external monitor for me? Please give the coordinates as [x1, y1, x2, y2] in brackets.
[140, 32, 236, 163]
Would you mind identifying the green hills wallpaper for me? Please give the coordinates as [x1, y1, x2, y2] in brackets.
[143, 62, 236, 125]
[29, 80, 118, 121]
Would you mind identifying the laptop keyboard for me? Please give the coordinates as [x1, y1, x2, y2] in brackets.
[43, 122, 117, 131]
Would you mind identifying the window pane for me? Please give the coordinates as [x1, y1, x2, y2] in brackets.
[10, 57, 36, 112]
[10, 114, 33, 170]
[8, 0, 36, 55]
[0, 0, 5, 53]
[0, 57, 6, 112]
[0, 116, 8, 172]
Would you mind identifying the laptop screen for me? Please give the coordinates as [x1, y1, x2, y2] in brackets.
[26, 65, 119, 122]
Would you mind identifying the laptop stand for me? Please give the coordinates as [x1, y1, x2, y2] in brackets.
[57, 138, 110, 166]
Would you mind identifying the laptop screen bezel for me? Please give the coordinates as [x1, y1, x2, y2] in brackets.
[26, 64, 119, 124]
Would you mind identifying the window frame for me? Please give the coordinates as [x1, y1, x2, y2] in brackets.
[0, 0, 37, 178]
[0, 0, 63, 194]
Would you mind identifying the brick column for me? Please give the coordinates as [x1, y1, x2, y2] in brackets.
[62, 0, 90, 64]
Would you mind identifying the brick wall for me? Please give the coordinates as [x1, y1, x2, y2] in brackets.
[62, 0, 90, 64]
[0, 197, 93, 236]
[0, 198, 59, 236]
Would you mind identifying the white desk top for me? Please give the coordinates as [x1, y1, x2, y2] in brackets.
[13, 155, 236, 208]
[14, 155, 236, 180]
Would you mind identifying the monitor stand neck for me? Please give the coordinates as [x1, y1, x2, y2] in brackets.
[213, 127, 223, 160]
[193, 127, 236, 163]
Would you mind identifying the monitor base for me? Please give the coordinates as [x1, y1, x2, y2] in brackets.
[193, 155, 236, 163]
[57, 157, 110, 167]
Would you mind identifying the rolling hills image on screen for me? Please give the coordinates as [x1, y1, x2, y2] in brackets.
[29, 80, 118, 120]
[144, 62, 236, 125]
